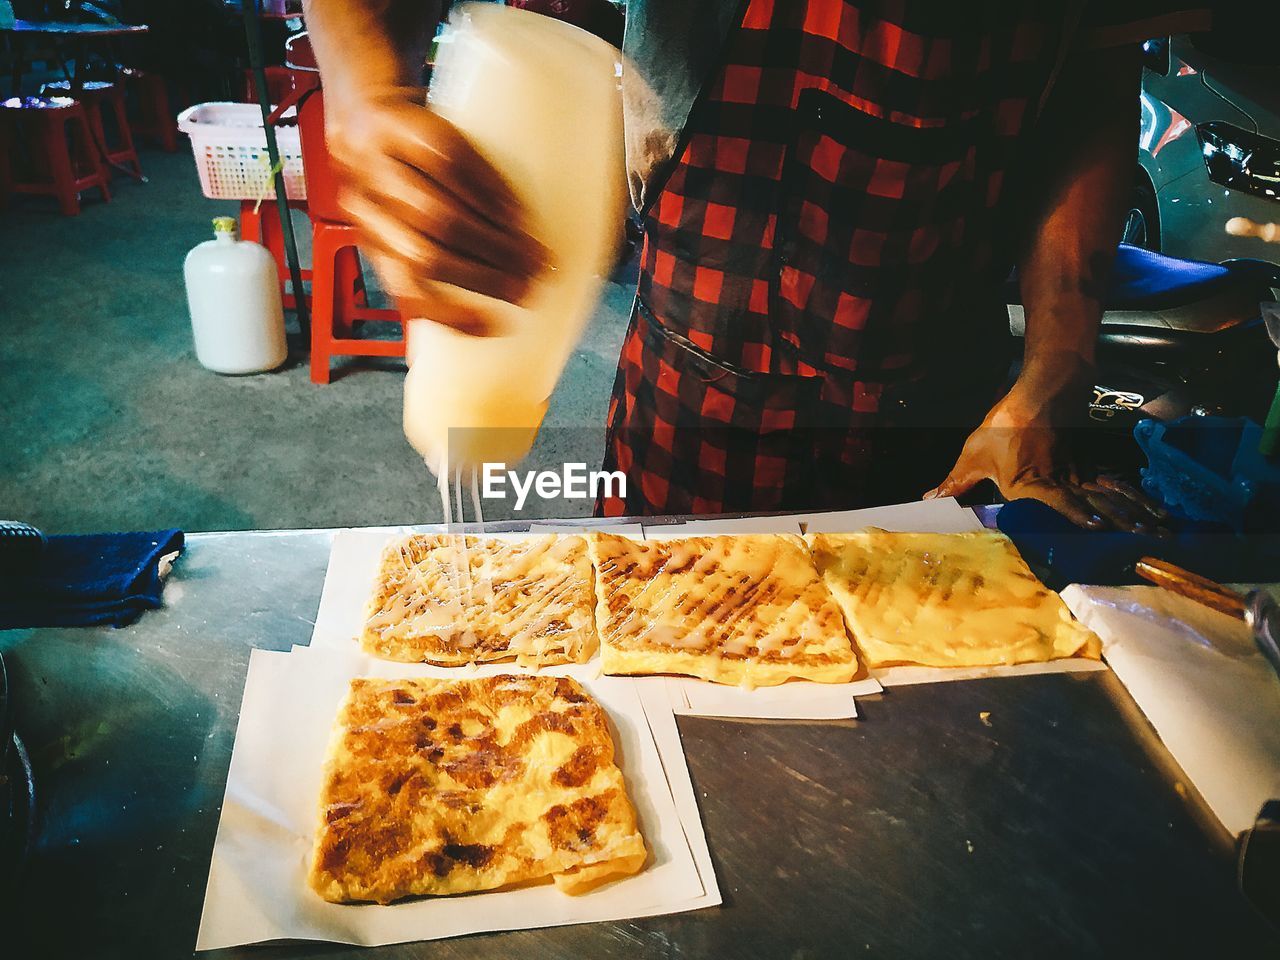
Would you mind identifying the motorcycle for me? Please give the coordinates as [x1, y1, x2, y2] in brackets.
[1007, 243, 1280, 471]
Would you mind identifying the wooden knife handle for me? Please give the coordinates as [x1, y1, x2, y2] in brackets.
[1134, 557, 1248, 620]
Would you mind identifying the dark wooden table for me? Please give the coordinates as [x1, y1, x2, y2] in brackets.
[0, 526, 1277, 959]
[5, 19, 149, 36]
[4, 20, 149, 95]
[3, 19, 150, 181]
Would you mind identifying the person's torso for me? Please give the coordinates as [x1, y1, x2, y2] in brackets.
[633, 0, 1076, 404]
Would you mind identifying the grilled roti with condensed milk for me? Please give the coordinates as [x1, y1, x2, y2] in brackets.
[588, 532, 858, 686]
[361, 534, 597, 666]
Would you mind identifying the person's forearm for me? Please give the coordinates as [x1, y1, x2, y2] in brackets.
[930, 45, 1163, 526]
[302, 0, 440, 116]
[1012, 44, 1141, 416]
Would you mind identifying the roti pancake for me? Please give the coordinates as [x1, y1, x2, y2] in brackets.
[808, 528, 1101, 668]
[309, 674, 647, 904]
[588, 533, 858, 686]
[361, 534, 597, 666]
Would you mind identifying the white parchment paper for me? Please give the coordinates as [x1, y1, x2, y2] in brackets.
[870, 657, 1107, 686]
[1063, 584, 1280, 837]
[794, 496, 980, 534]
[639, 496, 978, 538]
[663, 675, 884, 720]
[640, 515, 805, 537]
[196, 649, 716, 950]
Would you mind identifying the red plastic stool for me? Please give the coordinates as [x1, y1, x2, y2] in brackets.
[278, 33, 405, 384]
[0, 96, 111, 215]
[310, 220, 403, 383]
[122, 68, 178, 152]
[42, 80, 143, 180]
[240, 197, 314, 309]
[243, 66, 293, 106]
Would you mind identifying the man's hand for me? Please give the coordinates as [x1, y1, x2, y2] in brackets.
[933, 43, 1157, 532]
[328, 88, 551, 334]
[924, 381, 1167, 533]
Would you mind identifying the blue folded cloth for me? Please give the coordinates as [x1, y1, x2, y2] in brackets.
[0, 529, 184, 629]
[996, 499, 1280, 590]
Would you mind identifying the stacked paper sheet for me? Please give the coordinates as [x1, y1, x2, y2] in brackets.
[196, 648, 719, 950]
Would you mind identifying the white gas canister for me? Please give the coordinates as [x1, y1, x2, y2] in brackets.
[184, 215, 288, 374]
[403, 2, 626, 471]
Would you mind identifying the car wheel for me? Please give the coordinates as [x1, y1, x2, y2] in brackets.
[1123, 179, 1160, 251]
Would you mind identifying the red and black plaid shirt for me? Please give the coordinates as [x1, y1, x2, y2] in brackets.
[601, 0, 1205, 517]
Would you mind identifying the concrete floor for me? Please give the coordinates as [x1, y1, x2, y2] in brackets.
[0, 149, 636, 533]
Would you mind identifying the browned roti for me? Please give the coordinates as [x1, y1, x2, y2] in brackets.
[308, 674, 647, 904]
[588, 533, 858, 686]
[361, 534, 597, 666]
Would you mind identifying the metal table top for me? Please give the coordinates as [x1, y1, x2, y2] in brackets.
[1, 528, 1277, 959]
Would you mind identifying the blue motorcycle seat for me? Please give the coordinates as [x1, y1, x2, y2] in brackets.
[1004, 243, 1260, 312]
[1106, 244, 1234, 311]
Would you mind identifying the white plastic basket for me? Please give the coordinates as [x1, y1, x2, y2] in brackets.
[177, 102, 307, 201]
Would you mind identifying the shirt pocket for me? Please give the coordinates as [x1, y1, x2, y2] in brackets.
[772, 87, 984, 378]
[621, 296, 826, 512]
[635, 296, 822, 429]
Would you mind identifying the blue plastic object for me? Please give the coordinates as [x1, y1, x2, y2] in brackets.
[1106, 244, 1234, 310]
[996, 498, 1273, 589]
[1135, 416, 1280, 532]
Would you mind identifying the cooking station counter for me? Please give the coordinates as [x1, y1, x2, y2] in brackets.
[1, 525, 1276, 958]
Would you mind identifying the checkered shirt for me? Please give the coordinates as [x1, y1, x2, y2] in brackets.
[601, 0, 1207, 516]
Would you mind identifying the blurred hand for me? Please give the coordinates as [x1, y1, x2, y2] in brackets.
[327, 87, 551, 335]
[924, 388, 1168, 534]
